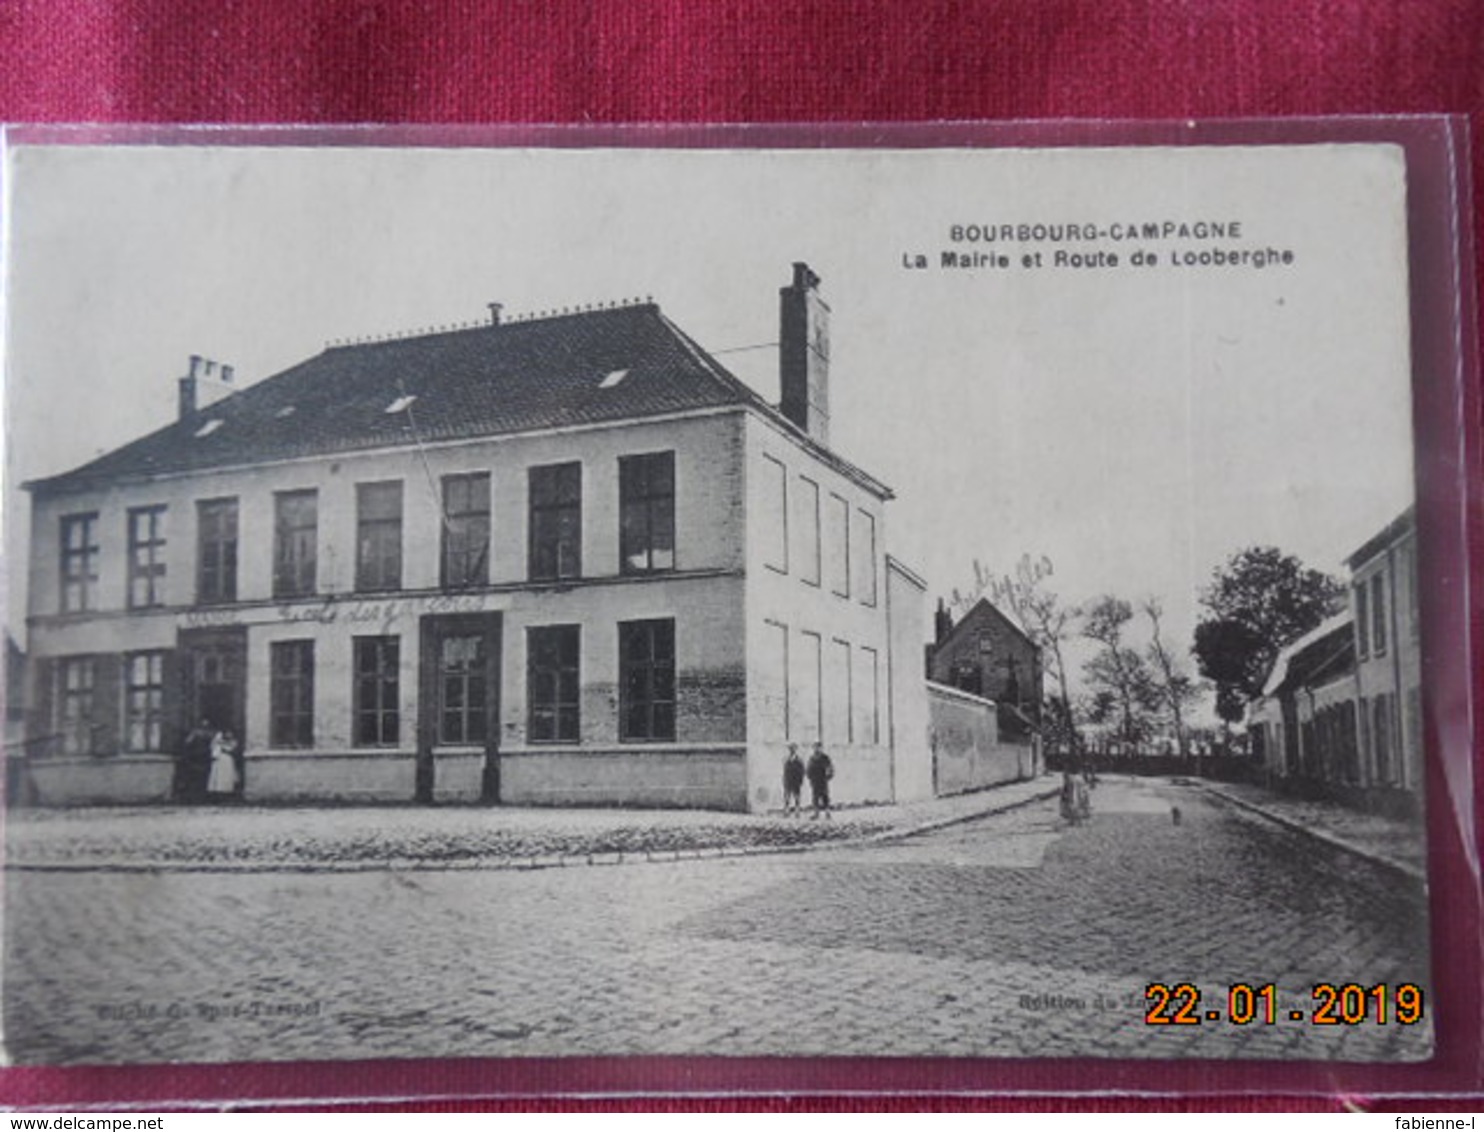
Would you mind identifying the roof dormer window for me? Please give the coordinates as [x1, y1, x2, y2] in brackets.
[194, 419, 224, 438]
[385, 395, 417, 414]
[598, 369, 629, 389]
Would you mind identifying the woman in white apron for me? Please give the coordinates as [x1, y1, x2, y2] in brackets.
[207, 728, 239, 800]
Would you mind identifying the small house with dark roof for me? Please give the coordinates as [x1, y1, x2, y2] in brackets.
[926, 597, 1043, 738]
[23, 264, 930, 810]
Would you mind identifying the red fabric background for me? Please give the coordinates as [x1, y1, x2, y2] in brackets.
[1, 0, 1481, 1113]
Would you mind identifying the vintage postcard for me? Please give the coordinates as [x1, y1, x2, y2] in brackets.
[0, 138, 1435, 1069]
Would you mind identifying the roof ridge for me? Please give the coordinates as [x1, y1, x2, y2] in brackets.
[325, 300, 659, 350]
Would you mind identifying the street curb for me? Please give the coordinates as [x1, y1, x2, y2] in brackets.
[1197, 783, 1427, 884]
[3, 782, 1061, 876]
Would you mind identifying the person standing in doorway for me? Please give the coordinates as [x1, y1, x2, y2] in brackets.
[206, 727, 240, 802]
[806, 741, 834, 819]
[782, 744, 806, 815]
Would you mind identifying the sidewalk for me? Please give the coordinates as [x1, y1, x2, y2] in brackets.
[1193, 777, 1428, 882]
[2, 775, 1060, 873]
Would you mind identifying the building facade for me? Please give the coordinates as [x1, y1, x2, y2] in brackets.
[1247, 507, 1422, 816]
[23, 264, 929, 811]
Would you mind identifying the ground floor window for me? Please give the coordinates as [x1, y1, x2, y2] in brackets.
[619, 619, 675, 741]
[439, 633, 488, 745]
[353, 636, 400, 747]
[270, 640, 315, 748]
[58, 656, 96, 756]
[124, 652, 166, 752]
[528, 625, 579, 742]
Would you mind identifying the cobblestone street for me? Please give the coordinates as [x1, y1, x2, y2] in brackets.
[3, 778, 1432, 1065]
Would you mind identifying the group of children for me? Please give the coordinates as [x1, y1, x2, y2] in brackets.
[781, 742, 834, 818]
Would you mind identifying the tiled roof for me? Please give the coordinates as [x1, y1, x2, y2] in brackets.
[28, 303, 890, 498]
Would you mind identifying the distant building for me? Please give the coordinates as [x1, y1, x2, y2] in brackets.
[1247, 507, 1421, 816]
[925, 596, 1042, 737]
[21, 263, 932, 811]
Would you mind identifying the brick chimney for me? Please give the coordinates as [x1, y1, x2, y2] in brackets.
[779, 261, 830, 445]
[178, 355, 237, 420]
[934, 597, 954, 644]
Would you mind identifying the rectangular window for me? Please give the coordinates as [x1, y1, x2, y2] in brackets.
[438, 633, 488, 745]
[353, 636, 400, 747]
[196, 498, 239, 604]
[529, 462, 582, 580]
[59, 513, 100, 613]
[527, 625, 580, 742]
[797, 629, 822, 743]
[1354, 582, 1370, 658]
[856, 509, 878, 606]
[58, 656, 96, 756]
[831, 638, 852, 743]
[828, 494, 850, 598]
[1372, 573, 1388, 655]
[441, 473, 491, 588]
[269, 640, 315, 748]
[620, 619, 676, 741]
[765, 619, 790, 742]
[797, 476, 821, 586]
[860, 645, 881, 744]
[123, 651, 166, 753]
[1404, 545, 1419, 641]
[762, 455, 789, 573]
[273, 490, 318, 598]
[127, 506, 168, 609]
[619, 452, 675, 574]
[355, 481, 403, 592]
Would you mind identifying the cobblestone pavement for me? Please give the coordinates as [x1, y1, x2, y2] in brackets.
[3, 777, 1432, 1066]
[1195, 778, 1428, 878]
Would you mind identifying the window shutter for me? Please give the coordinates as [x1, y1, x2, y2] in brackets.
[30, 657, 55, 758]
[160, 651, 185, 755]
[93, 653, 123, 756]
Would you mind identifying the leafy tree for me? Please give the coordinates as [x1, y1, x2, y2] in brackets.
[1193, 547, 1345, 722]
[1082, 595, 1161, 747]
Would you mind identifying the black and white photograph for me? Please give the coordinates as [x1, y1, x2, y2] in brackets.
[0, 139, 1436, 1067]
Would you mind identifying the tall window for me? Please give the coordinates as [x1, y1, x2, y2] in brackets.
[58, 656, 96, 756]
[620, 619, 675, 741]
[269, 640, 314, 748]
[124, 652, 166, 752]
[353, 636, 400, 747]
[762, 455, 788, 573]
[441, 473, 491, 588]
[355, 481, 403, 592]
[797, 476, 821, 586]
[1354, 582, 1371, 657]
[196, 498, 238, 604]
[1371, 573, 1388, 655]
[859, 645, 881, 744]
[765, 619, 790, 741]
[856, 509, 877, 607]
[438, 634, 487, 745]
[528, 626, 580, 742]
[273, 490, 318, 598]
[59, 513, 99, 613]
[1373, 695, 1392, 784]
[619, 452, 675, 573]
[830, 638, 852, 743]
[127, 506, 168, 609]
[798, 630, 822, 742]
[828, 493, 850, 598]
[529, 462, 582, 580]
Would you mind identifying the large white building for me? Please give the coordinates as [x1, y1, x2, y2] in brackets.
[22, 264, 933, 811]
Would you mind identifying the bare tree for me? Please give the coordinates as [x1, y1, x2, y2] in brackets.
[1142, 597, 1202, 761]
[1081, 595, 1160, 749]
